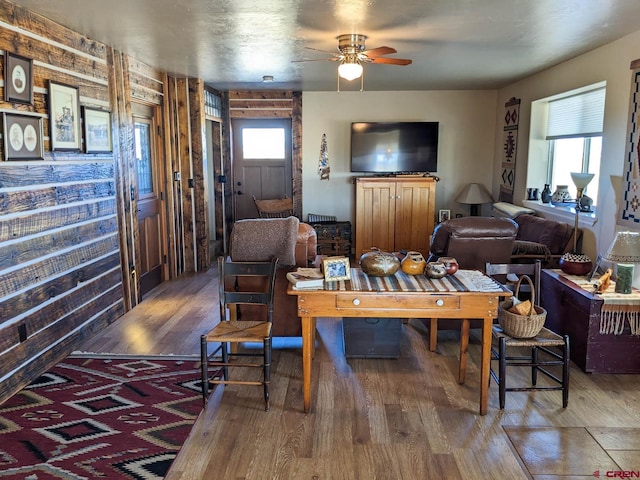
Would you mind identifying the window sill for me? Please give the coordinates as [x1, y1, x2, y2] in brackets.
[522, 200, 598, 228]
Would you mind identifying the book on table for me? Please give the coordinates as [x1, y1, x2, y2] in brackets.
[286, 268, 324, 289]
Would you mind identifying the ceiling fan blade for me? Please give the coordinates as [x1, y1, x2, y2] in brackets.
[361, 46, 397, 57]
[305, 46, 340, 55]
[369, 57, 412, 66]
[292, 57, 340, 63]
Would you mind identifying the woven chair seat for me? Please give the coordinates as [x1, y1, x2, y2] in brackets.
[492, 325, 565, 347]
[205, 321, 272, 343]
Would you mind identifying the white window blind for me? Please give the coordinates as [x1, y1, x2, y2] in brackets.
[546, 87, 605, 139]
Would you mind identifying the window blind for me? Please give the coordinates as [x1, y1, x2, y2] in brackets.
[546, 87, 605, 139]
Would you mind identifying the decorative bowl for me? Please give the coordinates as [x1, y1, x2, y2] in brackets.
[425, 261, 447, 279]
[559, 253, 592, 276]
[401, 251, 426, 275]
[360, 249, 400, 277]
[440, 257, 459, 275]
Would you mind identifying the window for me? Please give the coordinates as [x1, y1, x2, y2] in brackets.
[545, 86, 605, 205]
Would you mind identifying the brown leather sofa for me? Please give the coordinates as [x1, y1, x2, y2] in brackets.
[428, 216, 518, 270]
[228, 218, 317, 337]
[510, 214, 578, 267]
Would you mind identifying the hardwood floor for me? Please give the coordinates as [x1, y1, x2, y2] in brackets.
[79, 268, 640, 479]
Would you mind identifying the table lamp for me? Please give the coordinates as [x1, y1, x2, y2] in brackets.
[604, 231, 640, 294]
[455, 183, 493, 216]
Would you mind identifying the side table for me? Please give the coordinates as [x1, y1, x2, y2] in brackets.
[540, 269, 640, 373]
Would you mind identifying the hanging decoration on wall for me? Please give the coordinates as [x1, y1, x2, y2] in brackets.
[318, 133, 330, 180]
[500, 97, 520, 203]
[618, 58, 640, 227]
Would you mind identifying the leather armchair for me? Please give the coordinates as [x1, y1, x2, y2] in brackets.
[428, 216, 518, 271]
[426, 216, 518, 351]
[229, 218, 317, 337]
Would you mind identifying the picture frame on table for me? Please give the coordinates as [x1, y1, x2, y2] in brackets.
[82, 107, 112, 153]
[48, 81, 81, 151]
[322, 256, 351, 282]
[4, 52, 33, 105]
[2, 112, 44, 161]
[439, 209, 451, 223]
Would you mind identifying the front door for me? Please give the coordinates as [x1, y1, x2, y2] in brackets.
[231, 119, 292, 220]
[133, 103, 166, 297]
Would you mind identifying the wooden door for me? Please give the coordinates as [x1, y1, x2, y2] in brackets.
[355, 179, 396, 257]
[133, 103, 166, 297]
[231, 118, 292, 220]
[394, 179, 435, 256]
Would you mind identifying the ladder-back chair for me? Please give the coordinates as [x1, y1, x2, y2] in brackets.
[485, 260, 570, 409]
[200, 257, 278, 411]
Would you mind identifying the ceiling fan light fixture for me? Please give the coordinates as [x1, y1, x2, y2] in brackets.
[338, 61, 363, 81]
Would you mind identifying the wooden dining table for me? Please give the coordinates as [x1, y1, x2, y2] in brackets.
[288, 268, 510, 415]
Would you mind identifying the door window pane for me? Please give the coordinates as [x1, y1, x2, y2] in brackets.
[135, 121, 153, 195]
[242, 128, 285, 159]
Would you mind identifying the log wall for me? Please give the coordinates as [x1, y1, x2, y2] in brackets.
[0, 2, 123, 401]
[0, 0, 209, 403]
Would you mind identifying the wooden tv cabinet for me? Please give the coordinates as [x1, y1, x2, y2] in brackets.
[354, 176, 436, 258]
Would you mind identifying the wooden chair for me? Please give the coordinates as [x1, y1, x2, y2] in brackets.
[200, 257, 278, 411]
[252, 195, 294, 218]
[485, 260, 570, 409]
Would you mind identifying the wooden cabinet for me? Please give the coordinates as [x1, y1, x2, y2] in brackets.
[540, 269, 640, 373]
[354, 177, 436, 258]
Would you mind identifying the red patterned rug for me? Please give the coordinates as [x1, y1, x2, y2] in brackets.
[0, 356, 212, 479]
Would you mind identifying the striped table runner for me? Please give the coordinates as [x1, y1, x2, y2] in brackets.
[324, 269, 504, 293]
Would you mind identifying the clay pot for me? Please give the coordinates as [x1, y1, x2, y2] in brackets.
[440, 257, 459, 275]
[359, 249, 400, 277]
[401, 251, 426, 275]
[425, 261, 447, 279]
[559, 253, 593, 276]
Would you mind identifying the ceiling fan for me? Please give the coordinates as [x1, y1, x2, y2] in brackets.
[295, 34, 412, 91]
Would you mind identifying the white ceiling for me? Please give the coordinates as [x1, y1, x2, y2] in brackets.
[11, 0, 640, 91]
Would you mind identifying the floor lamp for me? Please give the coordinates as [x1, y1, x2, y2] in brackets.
[570, 172, 595, 253]
[455, 183, 493, 216]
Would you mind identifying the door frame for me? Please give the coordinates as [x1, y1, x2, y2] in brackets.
[131, 101, 169, 300]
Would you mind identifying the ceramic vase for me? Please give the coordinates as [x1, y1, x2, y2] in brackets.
[551, 185, 571, 203]
[541, 184, 552, 203]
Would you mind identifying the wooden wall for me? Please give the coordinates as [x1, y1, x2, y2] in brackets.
[0, 2, 123, 401]
[0, 0, 209, 403]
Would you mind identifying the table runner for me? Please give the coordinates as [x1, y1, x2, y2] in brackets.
[556, 270, 640, 335]
[324, 269, 505, 293]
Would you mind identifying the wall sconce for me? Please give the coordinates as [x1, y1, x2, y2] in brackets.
[455, 183, 493, 216]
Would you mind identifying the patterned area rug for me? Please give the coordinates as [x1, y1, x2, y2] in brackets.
[0, 356, 211, 479]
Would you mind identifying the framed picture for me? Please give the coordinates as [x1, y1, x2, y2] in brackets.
[4, 52, 33, 104]
[2, 113, 44, 160]
[82, 107, 112, 153]
[439, 209, 451, 223]
[322, 256, 351, 282]
[48, 81, 81, 151]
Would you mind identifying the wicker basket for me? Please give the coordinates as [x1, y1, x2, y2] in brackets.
[498, 275, 546, 338]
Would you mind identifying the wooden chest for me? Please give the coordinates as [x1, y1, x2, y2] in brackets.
[312, 221, 352, 257]
[540, 269, 640, 373]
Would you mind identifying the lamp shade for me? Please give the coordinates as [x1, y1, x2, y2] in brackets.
[455, 183, 493, 205]
[338, 62, 363, 81]
[570, 172, 595, 190]
[604, 232, 640, 263]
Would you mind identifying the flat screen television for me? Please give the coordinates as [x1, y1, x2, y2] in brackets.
[350, 121, 439, 174]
